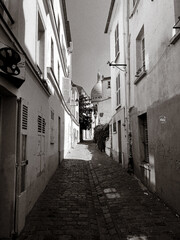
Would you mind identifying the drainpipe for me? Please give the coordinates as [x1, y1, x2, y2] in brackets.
[123, 0, 131, 168]
[126, 0, 134, 173]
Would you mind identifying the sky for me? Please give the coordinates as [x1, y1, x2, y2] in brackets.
[66, 0, 110, 96]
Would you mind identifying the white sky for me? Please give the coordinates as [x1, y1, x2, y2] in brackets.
[66, 0, 110, 96]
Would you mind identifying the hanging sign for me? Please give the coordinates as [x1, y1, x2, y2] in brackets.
[0, 42, 25, 87]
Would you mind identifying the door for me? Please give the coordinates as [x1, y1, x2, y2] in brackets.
[0, 91, 17, 238]
[15, 99, 29, 234]
[118, 120, 122, 163]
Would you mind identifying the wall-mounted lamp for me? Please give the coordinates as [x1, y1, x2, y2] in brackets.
[107, 61, 127, 72]
[107, 61, 127, 67]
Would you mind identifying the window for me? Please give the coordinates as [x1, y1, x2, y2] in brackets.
[113, 121, 116, 133]
[37, 13, 45, 75]
[62, 38, 67, 68]
[138, 113, 149, 163]
[115, 24, 119, 58]
[141, 37, 145, 68]
[58, 62, 60, 86]
[51, 38, 54, 71]
[116, 73, 121, 106]
[174, 1, 180, 24]
[58, 17, 61, 40]
[21, 134, 27, 192]
[136, 26, 146, 76]
[171, 1, 180, 40]
[107, 81, 111, 89]
[50, 110, 55, 144]
[0, 0, 14, 25]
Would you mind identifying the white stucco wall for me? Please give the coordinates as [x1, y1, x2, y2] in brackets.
[107, 0, 128, 167]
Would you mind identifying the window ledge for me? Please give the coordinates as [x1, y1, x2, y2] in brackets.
[170, 30, 180, 45]
[116, 104, 121, 111]
[134, 70, 147, 84]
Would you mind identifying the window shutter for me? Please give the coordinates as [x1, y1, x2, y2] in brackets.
[22, 104, 28, 130]
[38, 115, 42, 133]
[38, 115, 46, 134]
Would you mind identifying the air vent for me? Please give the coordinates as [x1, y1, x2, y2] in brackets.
[22, 105, 28, 130]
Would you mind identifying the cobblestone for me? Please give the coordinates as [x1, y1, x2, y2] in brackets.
[17, 141, 180, 240]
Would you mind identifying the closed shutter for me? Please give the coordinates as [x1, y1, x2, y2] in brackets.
[22, 104, 28, 130]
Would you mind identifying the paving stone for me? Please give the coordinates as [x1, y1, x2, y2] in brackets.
[16, 141, 180, 240]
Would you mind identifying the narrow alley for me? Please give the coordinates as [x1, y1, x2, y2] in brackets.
[17, 141, 180, 240]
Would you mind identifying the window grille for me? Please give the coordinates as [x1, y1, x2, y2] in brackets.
[139, 113, 149, 163]
[51, 38, 54, 70]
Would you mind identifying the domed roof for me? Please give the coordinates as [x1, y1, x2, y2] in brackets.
[91, 80, 102, 103]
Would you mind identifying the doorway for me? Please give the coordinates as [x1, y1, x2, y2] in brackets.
[0, 88, 17, 238]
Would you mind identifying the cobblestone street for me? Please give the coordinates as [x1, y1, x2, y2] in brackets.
[17, 141, 180, 240]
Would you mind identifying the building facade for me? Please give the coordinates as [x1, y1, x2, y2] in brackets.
[105, 0, 129, 167]
[129, 0, 180, 214]
[0, 0, 79, 238]
[105, 0, 180, 214]
[91, 72, 111, 131]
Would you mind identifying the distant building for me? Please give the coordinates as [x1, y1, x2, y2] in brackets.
[91, 72, 111, 141]
[74, 83, 92, 141]
[0, 0, 79, 238]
